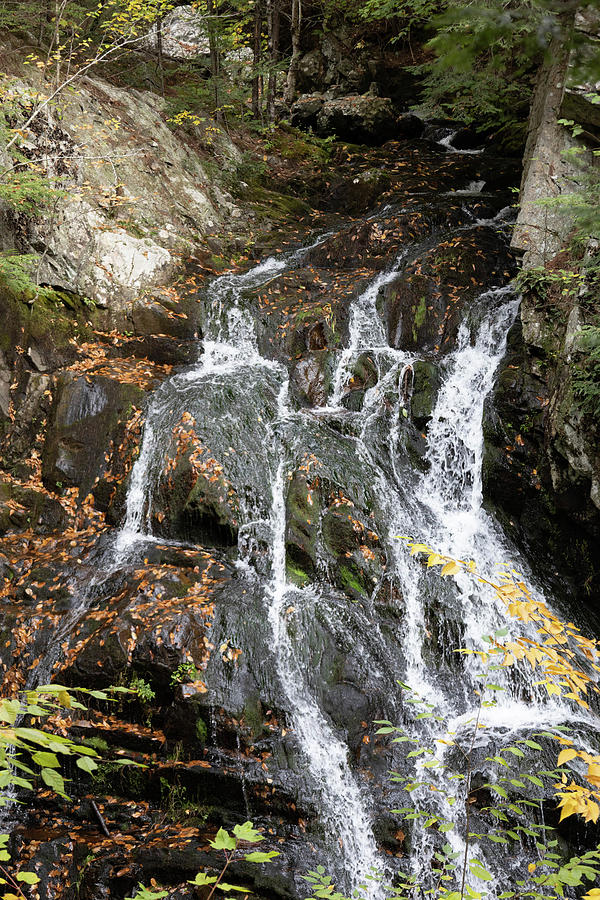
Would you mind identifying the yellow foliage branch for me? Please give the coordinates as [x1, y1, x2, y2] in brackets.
[402, 537, 600, 824]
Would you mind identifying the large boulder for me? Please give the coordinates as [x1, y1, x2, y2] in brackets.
[317, 94, 399, 144]
[292, 92, 399, 144]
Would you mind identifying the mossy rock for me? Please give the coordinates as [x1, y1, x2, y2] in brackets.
[411, 360, 440, 427]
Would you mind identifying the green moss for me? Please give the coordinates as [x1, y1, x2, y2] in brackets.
[241, 697, 265, 740]
[338, 564, 367, 597]
[412, 295, 427, 343]
[92, 757, 147, 799]
[209, 255, 229, 271]
[286, 560, 310, 586]
[83, 736, 109, 753]
[248, 186, 311, 223]
[195, 716, 208, 746]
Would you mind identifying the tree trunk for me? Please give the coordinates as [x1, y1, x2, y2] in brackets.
[206, 0, 223, 123]
[252, 0, 263, 120]
[156, 15, 165, 96]
[267, 0, 280, 122]
[284, 0, 301, 107]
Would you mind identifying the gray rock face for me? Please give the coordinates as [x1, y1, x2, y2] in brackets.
[2, 67, 240, 312]
[142, 5, 211, 59]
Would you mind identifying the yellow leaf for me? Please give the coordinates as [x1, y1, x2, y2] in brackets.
[557, 748, 578, 766]
[586, 763, 600, 787]
[426, 553, 445, 568]
[528, 863, 536, 873]
[584, 799, 600, 823]
[409, 542, 430, 556]
[558, 795, 581, 822]
[58, 690, 72, 708]
[440, 561, 460, 577]
[583, 889, 600, 899]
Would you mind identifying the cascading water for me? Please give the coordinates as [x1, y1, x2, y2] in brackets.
[109, 206, 597, 896]
[113, 245, 384, 895]
[14, 165, 593, 898]
[321, 258, 599, 896]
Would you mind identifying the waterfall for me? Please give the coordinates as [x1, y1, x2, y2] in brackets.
[113, 244, 384, 895]
[21, 196, 594, 896]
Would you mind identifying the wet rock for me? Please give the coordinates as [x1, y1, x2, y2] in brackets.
[383, 226, 515, 353]
[42, 373, 146, 497]
[131, 293, 197, 341]
[0, 478, 65, 534]
[291, 353, 330, 407]
[326, 168, 392, 216]
[410, 360, 440, 427]
[449, 126, 487, 150]
[342, 353, 378, 411]
[395, 112, 425, 139]
[154, 447, 241, 547]
[483, 294, 600, 607]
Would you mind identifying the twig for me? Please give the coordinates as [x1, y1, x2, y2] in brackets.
[91, 799, 110, 837]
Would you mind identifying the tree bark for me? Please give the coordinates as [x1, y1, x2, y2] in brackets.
[267, 0, 280, 121]
[284, 0, 301, 107]
[156, 15, 165, 96]
[252, 0, 263, 120]
[206, 0, 223, 123]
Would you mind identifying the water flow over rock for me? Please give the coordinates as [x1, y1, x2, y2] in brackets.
[2, 139, 597, 900]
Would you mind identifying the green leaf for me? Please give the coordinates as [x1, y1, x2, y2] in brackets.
[188, 873, 219, 886]
[469, 863, 493, 882]
[522, 740, 543, 751]
[31, 751, 60, 769]
[217, 883, 252, 893]
[244, 851, 280, 863]
[16, 872, 40, 885]
[76, 756, 98, 773]
[0, 699, 21, 725]
[233, 821, 264, 844]
[210, 827, 237, 850]
[490, 784, 508, 798]
[41, 768, 66, 796]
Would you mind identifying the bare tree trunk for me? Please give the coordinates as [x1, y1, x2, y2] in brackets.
[266, 0, 280, 122]
[251, 0, 263, 120]
[206, 0, 223, 123]
[284, 0, 301, 106]
[156, 14, 165, 96]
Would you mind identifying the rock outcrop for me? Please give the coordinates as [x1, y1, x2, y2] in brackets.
[0, 53, 242, 315]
